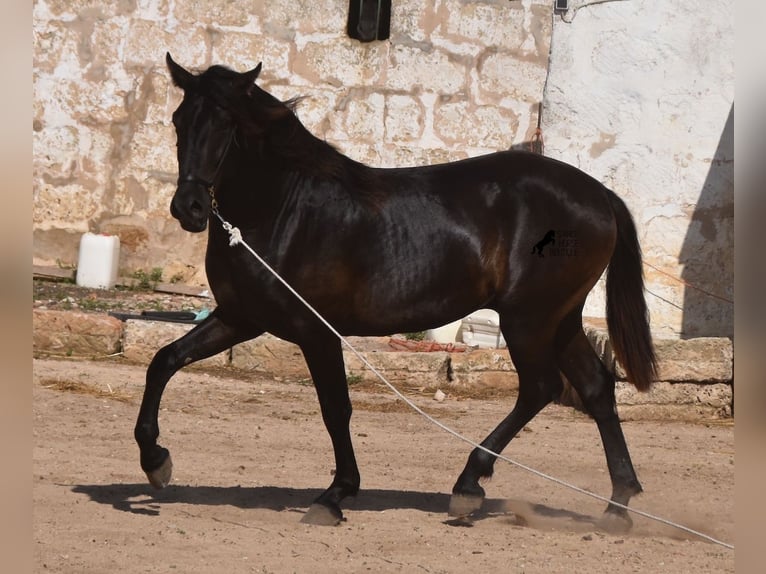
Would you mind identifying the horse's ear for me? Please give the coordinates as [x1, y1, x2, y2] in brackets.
[166, 52, 195, 90]
[241, 62, 262, 95]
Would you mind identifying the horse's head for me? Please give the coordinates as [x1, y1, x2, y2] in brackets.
[165, 53, 263, 232]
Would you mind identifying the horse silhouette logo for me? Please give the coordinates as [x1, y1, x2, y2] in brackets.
[531, 229, 556, 257]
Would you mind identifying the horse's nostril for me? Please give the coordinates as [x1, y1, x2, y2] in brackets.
[190, 200, 204, 216]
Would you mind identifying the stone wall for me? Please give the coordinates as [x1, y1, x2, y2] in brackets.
[33, 0, 552, 286]
[543, 0, 734, 338]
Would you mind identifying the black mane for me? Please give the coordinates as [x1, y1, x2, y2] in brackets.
[199, 65, 365, 184]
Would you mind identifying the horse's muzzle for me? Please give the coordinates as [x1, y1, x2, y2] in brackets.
[170, 182, 211, 233]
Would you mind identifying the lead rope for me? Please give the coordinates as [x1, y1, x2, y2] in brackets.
[209, 200, 733, 550]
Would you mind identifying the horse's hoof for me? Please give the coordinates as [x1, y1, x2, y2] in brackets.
[448, 494, 484, 518]
[145, 453, 173, 489]
[300, 503, 344, 526]
[596, 511, 633, 534]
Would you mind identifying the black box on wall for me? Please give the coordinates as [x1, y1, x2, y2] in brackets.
[347, 0, 391, 42]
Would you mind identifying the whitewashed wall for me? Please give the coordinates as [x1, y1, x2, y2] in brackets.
[542, 0, 733, 337]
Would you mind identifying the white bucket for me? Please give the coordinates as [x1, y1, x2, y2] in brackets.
[460, 308, 506, 349]
[76, 232, 120, 289]
[426, 319, 463, 344]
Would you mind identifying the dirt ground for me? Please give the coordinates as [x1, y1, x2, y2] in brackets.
[33, 357, 734, 573]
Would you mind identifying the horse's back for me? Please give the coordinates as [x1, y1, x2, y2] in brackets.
[404, 151, 618, 311]
[331, 150, 620, 326]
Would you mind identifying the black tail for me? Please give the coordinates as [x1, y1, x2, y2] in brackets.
[605, 192, 657, 391]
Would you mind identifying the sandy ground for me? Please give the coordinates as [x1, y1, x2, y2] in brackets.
[33, 357, 734, 573]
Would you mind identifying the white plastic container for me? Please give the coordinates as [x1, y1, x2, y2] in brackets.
[426, 319, 463, 344]
[460, 308, 506, 349]
[76, 232, 120, 289]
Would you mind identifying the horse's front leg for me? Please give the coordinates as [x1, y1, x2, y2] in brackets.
[134, 311, 260, 488]
[299, 335, 360, 525]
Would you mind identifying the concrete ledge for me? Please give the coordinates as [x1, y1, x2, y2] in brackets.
[32, 309, 734, 421]
[584, 324, 733, 383]
[122, 319, 229, 368]
[616, 381, 732, 420]
[448, 349, 519, 391]
[33, 309, 122, 357]
[652, 338, 733, 383]
[231, 334, 310, 381]
[344, 350, 450, 389]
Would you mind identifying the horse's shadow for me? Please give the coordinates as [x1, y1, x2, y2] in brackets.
[70, 483, 597, 528]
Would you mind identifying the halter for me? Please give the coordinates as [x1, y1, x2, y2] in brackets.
[177, 127, 236, 216]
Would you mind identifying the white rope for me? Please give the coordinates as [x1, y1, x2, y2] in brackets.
[212, 210, 733, 550]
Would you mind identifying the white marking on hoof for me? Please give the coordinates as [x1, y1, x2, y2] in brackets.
[448, 494, 483, 518]
[146, 454, 173, 489]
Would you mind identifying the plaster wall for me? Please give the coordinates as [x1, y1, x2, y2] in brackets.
[542, 0, 733, 337]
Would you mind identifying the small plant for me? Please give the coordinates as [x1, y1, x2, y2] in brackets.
[130, 267, 164, 291]
[404, 331, 427, 341]
[347, 374, 363, 386]
[77, 297, 109, 312]
[169, 272, 185, 284]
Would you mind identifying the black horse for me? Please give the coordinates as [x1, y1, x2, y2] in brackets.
[135, 53, 657, 529]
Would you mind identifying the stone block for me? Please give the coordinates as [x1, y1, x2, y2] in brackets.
[652, 337, 733, 383]
[387, 44, 466, 94]
[33, 125, 80, 181]
[449, 349, 518, 390]
[127, 122, 177, 175]
[437, 0, 526, 51]
[434, 100, 518, 148]
[33, 309, 122, 357]
[33, 181, 104, 228]
[476, 51, 548, 103]
[173, 0, 252, 28]
[384, 95, 425, 142]
[391, 0, 435, 43]
[33, 21, 76, 72]
[342, 93, 386, 142]
[42, 0, 133, 19]
[617, 403, 731, 422]
[122, 319, 229, 367]
[124, 19, 206, 69]
[344, 351, 450, 389]
[293, 39, 385, 87]
[231, 334, 310, 381]
[616, 381, 732, 420]
[211, 33, 293, 83]
[259, 0, 346, 36]
[584, 324, 732, 384]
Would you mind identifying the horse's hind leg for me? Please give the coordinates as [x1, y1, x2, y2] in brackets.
[134, 311, 259, 488]
[555, 313, 642, 533]
[449, 318, 563, 517]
